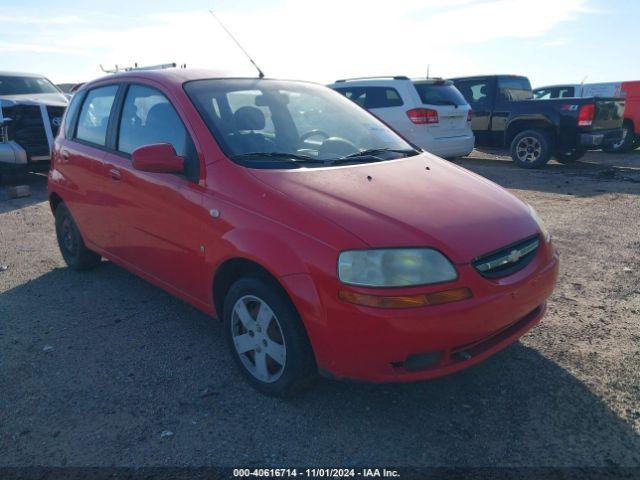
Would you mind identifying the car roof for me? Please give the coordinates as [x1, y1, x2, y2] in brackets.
[534, 84, 578, 90]
[80, 68, 265, 91]
[329, 76, 453, 87]
[0, 71, 48, 78]
[449, 74, 527, 81]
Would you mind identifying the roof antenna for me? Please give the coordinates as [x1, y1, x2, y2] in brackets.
[580, 75, 588, 85]
[427, 64, 430, 79]
[209, 10, 265, 78]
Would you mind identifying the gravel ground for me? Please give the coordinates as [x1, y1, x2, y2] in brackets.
[0, 150, 639, 468]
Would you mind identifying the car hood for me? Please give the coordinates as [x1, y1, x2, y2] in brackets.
[0, 93, 68, 107]
[248, 154, 539, 264]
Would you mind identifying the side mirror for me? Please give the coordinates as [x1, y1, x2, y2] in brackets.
[131, 143, 184, 174]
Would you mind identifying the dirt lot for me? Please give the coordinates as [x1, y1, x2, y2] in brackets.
[1, 150, 639, 468]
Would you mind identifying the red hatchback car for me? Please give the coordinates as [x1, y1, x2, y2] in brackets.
[48, 69, 559, 397]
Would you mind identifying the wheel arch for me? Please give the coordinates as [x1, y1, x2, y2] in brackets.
[212, 257, 289, 320]
[505, 117, 556, 146]
[49, 192, 63, 214]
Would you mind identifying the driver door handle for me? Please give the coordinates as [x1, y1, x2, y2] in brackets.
[109, 168, 122, 181]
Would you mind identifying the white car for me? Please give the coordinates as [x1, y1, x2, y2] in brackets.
[533, 82, 623, 99]
[328, 76, 474, 158]
[0, 71, 68, 180]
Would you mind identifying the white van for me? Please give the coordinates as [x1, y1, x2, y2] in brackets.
[329, 76, 474, 158]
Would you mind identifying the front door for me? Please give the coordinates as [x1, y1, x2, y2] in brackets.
[106, 83, 207, 302]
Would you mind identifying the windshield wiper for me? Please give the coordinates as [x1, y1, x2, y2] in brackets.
[342, 147, 419, 160]
[231, 152, 328, 164]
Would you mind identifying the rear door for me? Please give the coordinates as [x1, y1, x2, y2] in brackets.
[65, 84, 120, 249]
[333, 84, 409, 136]
[412, 81, 470, 138]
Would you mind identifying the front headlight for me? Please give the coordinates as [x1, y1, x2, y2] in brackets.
[528, 204, 550, 242]
[338, 248, 457, 287]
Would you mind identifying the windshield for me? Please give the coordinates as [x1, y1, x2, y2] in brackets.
[0, 76, 61, 96]
[413, 82, 467, 106]
[184, 79, 417, 168]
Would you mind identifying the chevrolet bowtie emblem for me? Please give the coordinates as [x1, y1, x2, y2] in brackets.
[507, 249, 522, 263]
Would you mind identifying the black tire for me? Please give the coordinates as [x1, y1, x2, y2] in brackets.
[510, 130, 553, 169]
[554, 148, 587, 164]
[55, 202, 101, 270]
[223, 276, 317, 398]
[602, 123, 635, 153]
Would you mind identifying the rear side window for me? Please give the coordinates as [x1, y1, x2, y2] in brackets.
[335, 87, 404, 109]
[413, 83, 467, 106]
[498, 77, 533, 101]
[75, 85, 118, 146]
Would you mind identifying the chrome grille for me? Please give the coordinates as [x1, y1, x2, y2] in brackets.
[472, 235, 540, 278]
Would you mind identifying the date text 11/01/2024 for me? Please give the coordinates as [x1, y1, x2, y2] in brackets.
[232, 468, 400, 477]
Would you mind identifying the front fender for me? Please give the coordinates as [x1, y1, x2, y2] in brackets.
[214, 227, 311, 277]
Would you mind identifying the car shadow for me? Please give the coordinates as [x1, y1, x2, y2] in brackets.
[0, 172, 49, 214]
[1, 263, 639, 467]
[453, 148, 640, 197]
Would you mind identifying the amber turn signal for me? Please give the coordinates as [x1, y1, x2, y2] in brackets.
[338, 287, 472, 309]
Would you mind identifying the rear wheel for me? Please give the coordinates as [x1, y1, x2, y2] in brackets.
[603, 123, 636, 153]
[223, 276, 316, 397]
[554, 148, 587, 164]
[55, 202, 101, 270]
[510, 130, 553, 168]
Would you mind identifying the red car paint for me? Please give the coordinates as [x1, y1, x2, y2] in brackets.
[48, 69, 559, 383]
[621, 81, 640, 135]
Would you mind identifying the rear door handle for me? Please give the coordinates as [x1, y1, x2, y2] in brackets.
[109, 168, 122, 180]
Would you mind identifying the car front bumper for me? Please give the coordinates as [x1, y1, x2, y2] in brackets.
[286, 241, 559, 383]
[579, 128, 624, 148]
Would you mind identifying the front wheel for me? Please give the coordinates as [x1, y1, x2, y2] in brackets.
[510, 130, 553, 168]
[603, 123, 636, 153]
[223, 276, 317, 397]
[554, 148, 587, 164]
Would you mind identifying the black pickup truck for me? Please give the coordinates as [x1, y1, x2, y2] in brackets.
[450, 75, 625, 168]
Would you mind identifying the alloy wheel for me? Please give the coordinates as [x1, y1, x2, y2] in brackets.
[230, 295, 287, 383]
[516, 137, 542, 163]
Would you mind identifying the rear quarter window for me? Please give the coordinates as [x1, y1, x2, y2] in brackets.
[63, 91, 86, 138]
[335, 86, 404, 109]
[413, 83, 467, 106]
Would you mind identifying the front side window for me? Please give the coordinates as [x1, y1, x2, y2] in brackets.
[0, 76, 60, 95]
[118, 84, 198, 181]
[76, 85, 118, 146]
[185, 79, 416, 169]
[118, 85, 188, 156]
[334, 86, 404, 109]
[454, 80, 491, 105]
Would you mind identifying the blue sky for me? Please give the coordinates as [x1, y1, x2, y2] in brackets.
[1, 0, 638, 87]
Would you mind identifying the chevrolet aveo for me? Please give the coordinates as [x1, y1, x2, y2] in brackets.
[48, 69, 559, 397]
